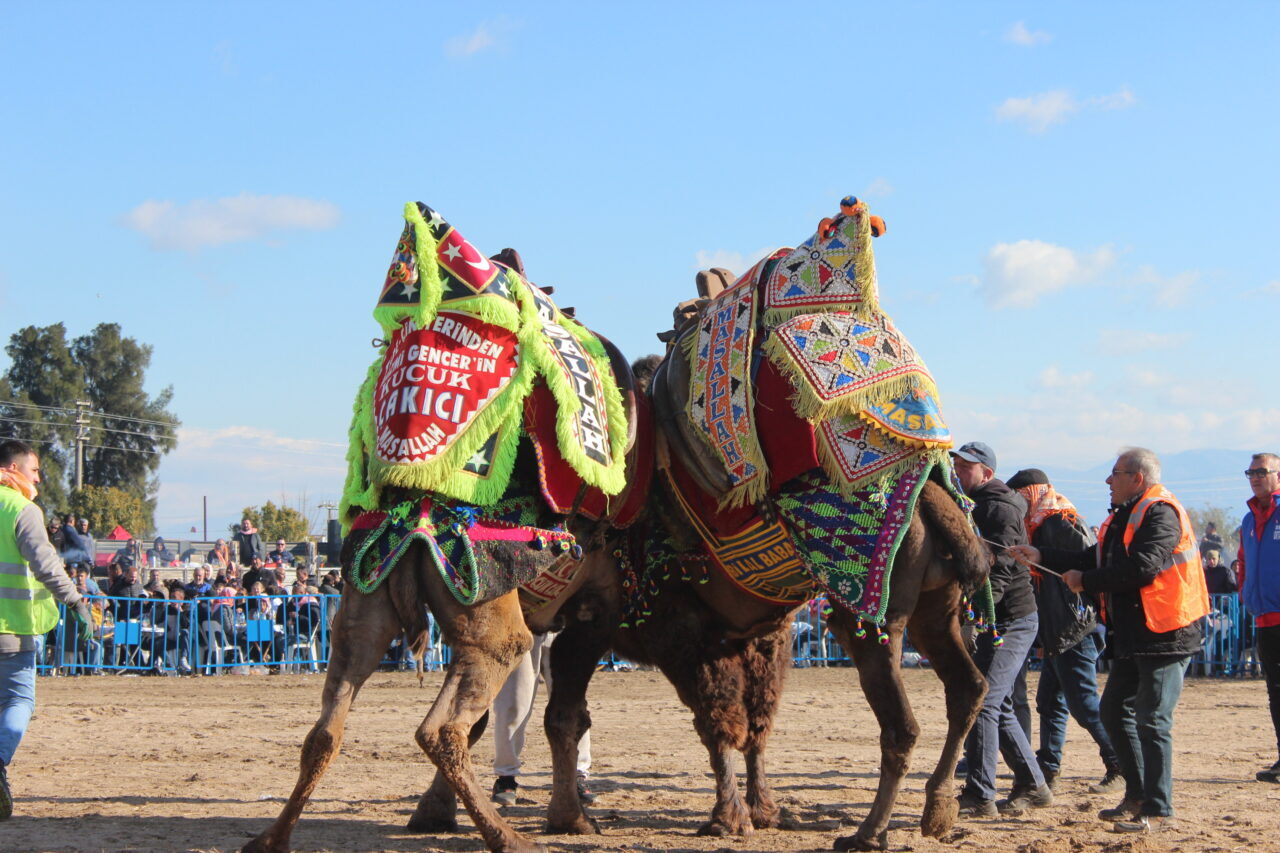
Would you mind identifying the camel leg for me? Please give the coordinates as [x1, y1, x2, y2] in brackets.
[242, 589, 401, 853]
[907, 588, 986, 839]
[663, 649, 754, 837]
[544, 612, 613, 835]
[828, 610, 917, 853]
[406, 711, 489, 832]
[741, 630, 790, 830]
[413, 591, 544, 853]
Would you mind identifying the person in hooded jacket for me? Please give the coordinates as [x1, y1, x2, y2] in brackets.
[1007, 468, 1121, 795]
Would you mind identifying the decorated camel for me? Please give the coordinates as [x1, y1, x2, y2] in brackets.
[243, 202, 652, 853]
[540, 197, 995, 852]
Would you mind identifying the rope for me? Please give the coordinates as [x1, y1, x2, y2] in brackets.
[976, 535, 1068, 580]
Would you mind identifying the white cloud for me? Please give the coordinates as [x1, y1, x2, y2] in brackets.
[981, 239, 1114, 308]
[1037, 365, 1093, 390]
[1133, 264, 1199, 308]
[1244, 279, 1280, 297]
[692, 247, 775, 276]
[445, 16, 516, 57]
[123, 193, 340, 251]
[1097, 329, 1189, 356]
[996, 87, 1136, 133]
[863, 177, 894, 199]
[154, 425, 347, 537]
[1005, 21, 1052, 46]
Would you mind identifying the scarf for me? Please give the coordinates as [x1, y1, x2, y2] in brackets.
[0, 467, 37, 501]
[1016, 483, 1082, 539]
[210, 543, 230, 567]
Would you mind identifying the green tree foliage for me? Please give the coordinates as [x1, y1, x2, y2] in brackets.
[234, 501, 310, 543]
[1, 322, 179, 527]
[69, 485, 150, 539]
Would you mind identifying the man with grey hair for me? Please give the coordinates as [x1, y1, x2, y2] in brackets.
[1011, 447, 1208, 833]
[1238, 452, 1280, 783]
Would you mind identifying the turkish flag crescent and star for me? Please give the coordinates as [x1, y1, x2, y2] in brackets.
[373, 312, 520, 466]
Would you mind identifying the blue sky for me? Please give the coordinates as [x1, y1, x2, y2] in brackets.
[1, 3, 1276, 536]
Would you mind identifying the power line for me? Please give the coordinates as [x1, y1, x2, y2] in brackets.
[0, 399, 178, 429]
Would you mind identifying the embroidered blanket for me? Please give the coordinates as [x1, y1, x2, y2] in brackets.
[341, 202, 629, 523]
[347, 494, 579, 606]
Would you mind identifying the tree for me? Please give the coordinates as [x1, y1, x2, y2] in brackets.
[1, 322, 179, 527]
[69, 485, 151, 540]
[234, 501, 310, 543]
[1, 325, 83, 513]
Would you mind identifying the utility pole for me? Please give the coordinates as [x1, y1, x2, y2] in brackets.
[74, 401, 91, 490]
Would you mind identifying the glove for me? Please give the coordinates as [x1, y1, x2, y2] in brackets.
[70, 600, 94, 643]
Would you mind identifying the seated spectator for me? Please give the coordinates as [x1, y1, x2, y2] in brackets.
[216, 562, 243, 589]
[74, 566, 101, 596]
[243, 557, 274, 592]
[144, 568, 168, 598]
[294, 566, 318, 593]
[60, 516, 95, 568]
[268, 538, 294, 567]
[185, 565, 212, 599]
[278, 581, 322, 641]
[162, 586, 193, 674]
[1204, 549, 1238, 594]
[107, 564, 147, 621]
[146, 536, 176, 566]
[1200, 522, 1224, 560]
[113, 538, 139, 571]
[272, 566, 288, 593]
[207, 538, 231, 569]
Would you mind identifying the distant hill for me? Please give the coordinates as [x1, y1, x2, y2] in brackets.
[1012, 448, 1247, 531]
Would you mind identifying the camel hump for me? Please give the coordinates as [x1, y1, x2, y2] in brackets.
[695, 267, 735, 299]
[489, 247, 527, 278]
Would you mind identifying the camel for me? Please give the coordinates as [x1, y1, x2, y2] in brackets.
[242, 203, 648, 853]
[540, 200, 994, 851]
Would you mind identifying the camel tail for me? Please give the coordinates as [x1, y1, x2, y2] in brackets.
[917, 479, 993, 593]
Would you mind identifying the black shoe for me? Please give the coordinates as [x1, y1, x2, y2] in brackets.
[1037, 762, 1059, 793]
[1089, 767, 1125, 794]
[576, 777, 596, 804]
[1098, 798, 1143, 821]
[0, 761, 11, 820]
[999, 783, 1053, 814]
[491, 775, 517, 806]
[956, 791, 997, 818]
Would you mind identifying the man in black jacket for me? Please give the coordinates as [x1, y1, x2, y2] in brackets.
[1007, 468, 1121, 794]
[952, 442, 1053, 817]
[1011, 448, 1206, 834]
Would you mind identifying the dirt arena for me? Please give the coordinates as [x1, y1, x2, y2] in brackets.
[7, 667, 1278, 853]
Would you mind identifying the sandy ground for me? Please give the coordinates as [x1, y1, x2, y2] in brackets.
[5, 666, 1278, 853]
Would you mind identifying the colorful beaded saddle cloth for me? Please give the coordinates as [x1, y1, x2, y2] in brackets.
[340, 203, 649, 606]
[654, 197, 985, 623]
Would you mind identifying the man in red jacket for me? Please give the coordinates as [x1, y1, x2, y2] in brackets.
[1238, 453, 1280, 784]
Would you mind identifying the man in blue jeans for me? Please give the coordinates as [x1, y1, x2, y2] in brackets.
[1006, 468, 1122, 793]
[0, 440, 92, 819]
[1012, 448, 1208, 834]
[951, 442, 1053, 817]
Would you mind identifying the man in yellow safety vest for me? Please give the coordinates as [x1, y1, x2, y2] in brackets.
[0, 439, 92, 819]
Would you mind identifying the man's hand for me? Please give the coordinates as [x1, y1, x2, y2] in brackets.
[70, 600, 94, 642]
[1062, 570, 1085, 593]
[1006, 544, 1041, 566]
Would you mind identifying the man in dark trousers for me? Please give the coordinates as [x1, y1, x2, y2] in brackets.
[952, 442, 1052, 817]
[1007, 468, 1121, 794]
[1012, 447, 1208, 834]
[1238, 452, 1280, 784]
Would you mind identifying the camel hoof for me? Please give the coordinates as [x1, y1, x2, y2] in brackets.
[698, 818, 754, 838]
[405, 813, 459, 834]
[496, 839, 547, 853]
[921, 792, 958, 838]
[833, 831, 887, 852]
[545, 814, 599, 835]
[241, 836, 285, 853]
[749, 802, 782, 829]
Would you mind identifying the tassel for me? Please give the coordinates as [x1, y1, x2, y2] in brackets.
[854, 620, 867, 639]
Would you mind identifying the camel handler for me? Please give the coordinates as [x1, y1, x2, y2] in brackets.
[0, 439, 93, 819]
[1009, 447, 1208, 835]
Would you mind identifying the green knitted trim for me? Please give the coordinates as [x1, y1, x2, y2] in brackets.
[513, 280, 629, 495]
[340, 357, 385, 532]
